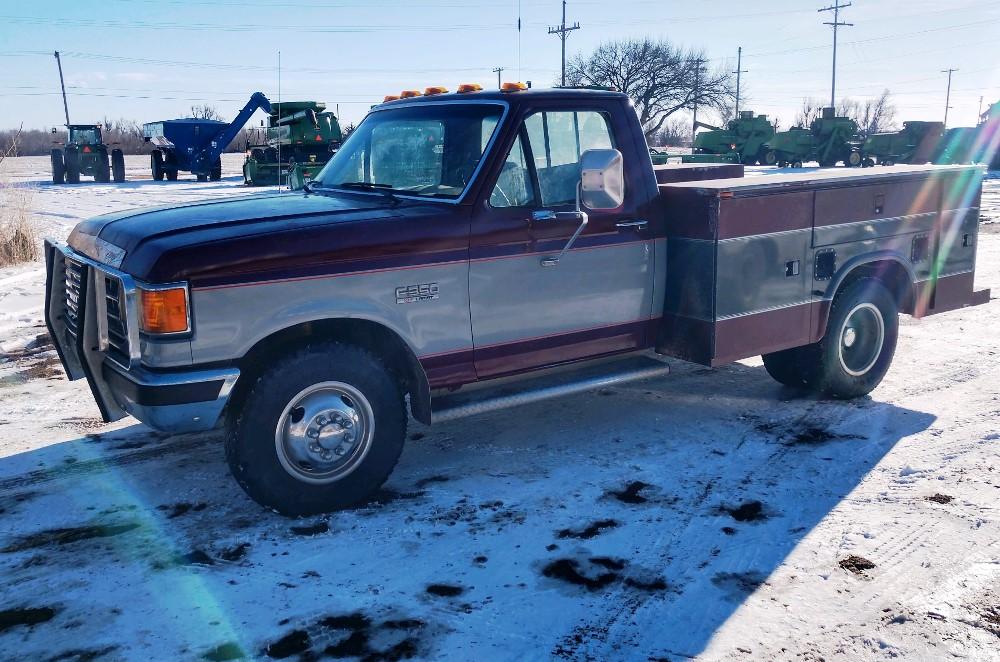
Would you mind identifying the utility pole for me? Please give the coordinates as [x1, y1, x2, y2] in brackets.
[548, 0, 580, 87]
[978, 95, 984, 123]
[492, 66, 505, 89]
[53, 51, 70, 126]
[732, 46, 748, 116]
[942, 68, 957, 128]
[818, 1, 852, 108]
[691, 57, 705, 144]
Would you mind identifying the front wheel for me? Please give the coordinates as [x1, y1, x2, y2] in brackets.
[151, 150, 164, 181]
[50, 149, 65, 184]
[225, 342, 407, 516]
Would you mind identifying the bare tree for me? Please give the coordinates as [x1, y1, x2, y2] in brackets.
[794, 98, 825, 127]
[851, 89, 897, 137]
[0, 124, 22, 167]
[652, 117, 689, 147]
[190, 104, 225, 121]
[566, 38, 735, 141]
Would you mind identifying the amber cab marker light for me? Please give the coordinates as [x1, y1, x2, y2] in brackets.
[500, 81, 528, 93]
[424, 86, 448, 96]
[457, 83, 483, 93]
[383, 95, 400, 102]
[140, 287, 189, 334]
[399, 90, 422, 98]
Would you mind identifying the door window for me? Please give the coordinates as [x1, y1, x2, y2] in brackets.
[524, 111, 614, 206]
[489, 134, 535, 208]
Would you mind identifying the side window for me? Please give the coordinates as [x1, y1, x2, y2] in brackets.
[524, 111, 614, 206]
[489, 134, 535, 208]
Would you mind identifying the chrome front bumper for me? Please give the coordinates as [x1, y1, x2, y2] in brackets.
[44, 239, 238, 433]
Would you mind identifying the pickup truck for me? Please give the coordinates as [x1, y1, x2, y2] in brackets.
[44, 87, 990, 515]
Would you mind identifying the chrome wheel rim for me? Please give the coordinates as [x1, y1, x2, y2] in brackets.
[838, 303, 884, 377]
[274, 381, 375, 484]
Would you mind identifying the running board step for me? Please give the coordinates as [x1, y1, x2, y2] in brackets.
[431, 355, 670, 423]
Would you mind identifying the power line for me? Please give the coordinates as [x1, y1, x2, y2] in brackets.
[548, 0, 580, 87]
[818, 0, 852, 108]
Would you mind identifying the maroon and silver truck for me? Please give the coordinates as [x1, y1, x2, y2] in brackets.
[44, 88, 990, 515]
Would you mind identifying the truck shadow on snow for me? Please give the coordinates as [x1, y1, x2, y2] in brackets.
[0, 360, 934, 660]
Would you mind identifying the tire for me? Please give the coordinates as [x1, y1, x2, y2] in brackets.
[884, 158, 895, 167]
[166, 169, 178, 181]
[210, 157, 222, 181]
[863, 158, 875, 168]
[196, 173, 209, 182]
[848, 151, 863, 167]
[64, 148, 80, 184]
[225, 342, 408, 516]
[792, 160, 804, 169]
[95, 151, 111, 183]
[151, 149, 164, 181]
[50, 149, 65, 184]
[764, 150, 778, 166]
[762, 346, 811, 388]
[111, 149, 126, 182]
[804, 278, 899, 398]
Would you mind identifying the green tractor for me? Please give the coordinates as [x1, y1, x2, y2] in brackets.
[764, 107, 863, 168]
[681, 111, 776, 165]
[243, 101, 342, 189]
[50, 124, 125, 184]
[861, 121, 944, 166]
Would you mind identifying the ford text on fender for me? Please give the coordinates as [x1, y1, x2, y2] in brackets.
[44, 88, 990, 515]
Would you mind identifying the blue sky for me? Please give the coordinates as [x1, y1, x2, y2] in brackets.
[1, 0, 999, 131]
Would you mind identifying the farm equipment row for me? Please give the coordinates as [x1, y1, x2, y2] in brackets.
[243, 101, 343, 189]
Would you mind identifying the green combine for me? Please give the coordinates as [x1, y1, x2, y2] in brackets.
[861, 121, 944, 166]
[243, 101, 342, 189]
[50, 124, 125, 184]
[764, 107, 862, 168]
[681, 111, 775, 165]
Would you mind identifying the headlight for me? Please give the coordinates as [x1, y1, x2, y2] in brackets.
[139, 285, 190, 334]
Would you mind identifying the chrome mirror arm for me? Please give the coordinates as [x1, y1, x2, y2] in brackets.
[540, 183, 588, 267]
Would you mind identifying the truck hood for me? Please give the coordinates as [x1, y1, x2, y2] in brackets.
[67, 191, 415, 282]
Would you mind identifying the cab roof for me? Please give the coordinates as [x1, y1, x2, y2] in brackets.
[375, 87, 628, 108]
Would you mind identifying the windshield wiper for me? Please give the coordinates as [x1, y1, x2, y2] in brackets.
[337, 181, 401, 206]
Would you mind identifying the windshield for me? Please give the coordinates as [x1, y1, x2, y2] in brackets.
[69, 128, 99, 144]
[314, 103, 503, 200]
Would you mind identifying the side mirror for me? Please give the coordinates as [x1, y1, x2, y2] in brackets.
[579, 148, 624, 210]
[51, 127, 57, 134]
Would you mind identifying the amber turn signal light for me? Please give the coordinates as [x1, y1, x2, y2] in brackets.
[140, 286, 189, 334]
[500, 82, 527, 93]
[383, 95, 400, 102]
[457, 83, 483, 93]
[399, 90, 422, 98]
[424, 86, 448, 95]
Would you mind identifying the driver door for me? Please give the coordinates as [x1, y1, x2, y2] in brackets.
[469, 105, 654, 379]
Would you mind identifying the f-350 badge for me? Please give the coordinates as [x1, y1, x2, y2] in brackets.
[395, 282, 439, 304]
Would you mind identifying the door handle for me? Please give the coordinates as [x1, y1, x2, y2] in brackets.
[616, 220, 648, 230]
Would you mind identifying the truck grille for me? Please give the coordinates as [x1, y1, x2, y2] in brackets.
[103, 275, 131, 367]
[64, 259, 86, 339]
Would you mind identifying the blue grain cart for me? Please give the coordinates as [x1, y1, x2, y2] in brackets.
[143, 92, 272, 181]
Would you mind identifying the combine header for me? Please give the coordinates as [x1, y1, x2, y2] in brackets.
[681, 111, 775, 165]
[764, 107, 862, 168]
[143, 92, 272, 181]
[243, 101, 342, 189]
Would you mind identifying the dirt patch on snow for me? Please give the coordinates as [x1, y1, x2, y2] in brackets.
[839, 555, 876, 575]
[557, 519, 619, 540]
[1, 521, 141, 553]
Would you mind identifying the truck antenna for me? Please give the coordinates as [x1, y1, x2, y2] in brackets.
[277, 50, 282, 193]
[53, 51, 70, 126]
[818, 1, 852, 108]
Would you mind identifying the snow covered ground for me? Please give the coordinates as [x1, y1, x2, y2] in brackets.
[0, 156, 998, 661]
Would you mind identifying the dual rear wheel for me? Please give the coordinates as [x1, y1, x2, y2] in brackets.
[762, 278, 898, 398]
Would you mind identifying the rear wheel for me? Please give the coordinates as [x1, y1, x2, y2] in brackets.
[50, 149, 65, 184]
[809, 278, 898, 398]
[210, 157, 222, 181]
[196, 173, 209, 182]
[848, 151, 863, 167]
[792, 160, 804, 169]
[95, 150, 111, 183]
[151, 149, 164, 181]
[764, 150, 778, 166]
[111, 149, 126, 182]
[225, 342, 407, 516]
[64, 148, 80, 184]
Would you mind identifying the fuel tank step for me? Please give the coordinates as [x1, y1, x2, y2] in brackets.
[430, 353, 671, 423]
